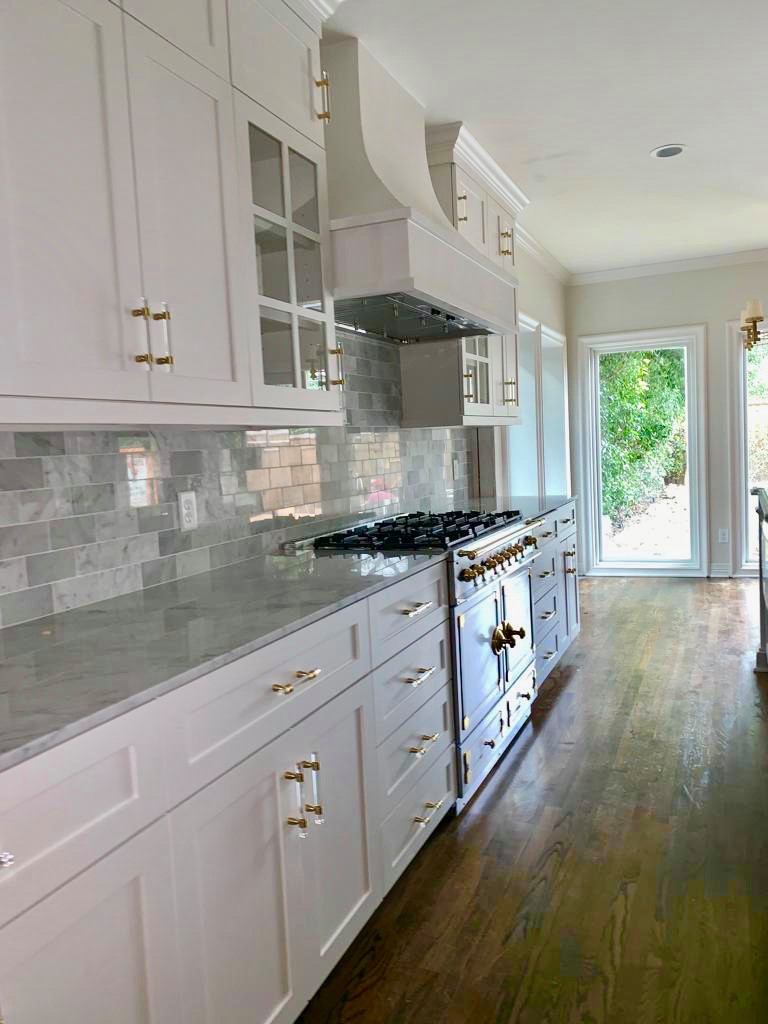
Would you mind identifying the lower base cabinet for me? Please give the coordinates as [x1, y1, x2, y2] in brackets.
[0, 821, 181, 1024]
[169, 675, 381, 1024]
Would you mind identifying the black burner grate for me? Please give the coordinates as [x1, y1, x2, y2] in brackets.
[312, 509, 522, 553]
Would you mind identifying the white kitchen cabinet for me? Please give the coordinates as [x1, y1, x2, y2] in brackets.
[229, 0, 327, 147]
[294, 677, 381, 991]
[487, 195, 515, 273]
[559, 534, 581, 642]
[126, 20, 250, 406]
[400, 334, 521, 427]
[0, 820, 181, 1024]
[169, 729, 308, 1024]
[169, 675, 380, 1023]
[235, 93, 341, 414]
[0, 0, 148, 403]
[454, 166, 488, 255]
[123, 0, 229, 77]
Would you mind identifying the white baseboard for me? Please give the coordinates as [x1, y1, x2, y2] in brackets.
[709, 563, 731, 578]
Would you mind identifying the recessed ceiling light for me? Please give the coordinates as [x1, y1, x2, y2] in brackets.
[650, 144, 686, 159]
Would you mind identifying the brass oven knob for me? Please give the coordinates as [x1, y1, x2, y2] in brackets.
[523, 535, 538, 548]
[459, 567, 478, 582]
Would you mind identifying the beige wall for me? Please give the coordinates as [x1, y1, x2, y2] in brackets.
[566, 259, 768, 572]
[515, 246, 567, 333]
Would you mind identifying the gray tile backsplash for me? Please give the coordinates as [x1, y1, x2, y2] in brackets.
[0, 333, 473, 627]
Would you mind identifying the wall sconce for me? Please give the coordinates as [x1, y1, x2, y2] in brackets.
[741, 298, 767, 350]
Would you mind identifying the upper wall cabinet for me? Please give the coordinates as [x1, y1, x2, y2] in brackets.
[126, 20, 250, 406]
[0, 0, 149, 403]
[229, 0, 328, 147]
[426, 123, 528, 279]
[236, 94, 341, 413]
[123, 0, 230, 77]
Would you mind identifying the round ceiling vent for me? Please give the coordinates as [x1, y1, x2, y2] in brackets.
[650, 144, 686, 159]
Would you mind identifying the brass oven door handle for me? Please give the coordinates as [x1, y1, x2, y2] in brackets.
[402, 601, 434, 618]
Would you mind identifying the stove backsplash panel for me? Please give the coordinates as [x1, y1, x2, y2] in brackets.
[0, 333, 473, 627]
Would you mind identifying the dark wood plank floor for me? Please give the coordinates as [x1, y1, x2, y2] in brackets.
[299, 577, 768, 1024]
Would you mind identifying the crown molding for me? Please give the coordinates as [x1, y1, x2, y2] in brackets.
[285, 0, 344, 31]
[425, 122, 529, 218]
[514, 225, 570, 283]
[569, 246, 768, 286]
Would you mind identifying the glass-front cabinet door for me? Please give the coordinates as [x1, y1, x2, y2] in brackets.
[462, 336, 494, 416]
[236, 93, 341, 411]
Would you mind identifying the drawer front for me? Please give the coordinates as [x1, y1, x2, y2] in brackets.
[525, 511, 558, 547]
[373, 621, 451, 744]
[500, 572, 534, 684]
[556, 502, 577, 537]
[164, 602, 371, 805]
[536, 622, 567, 683]
[456, 586, 504, 734]
[533, 586, 563, 643]
[368, 561, 449, 667]
[459, 693, 512, 805]
[377, 684, 453, 819]
[531, 547, 558, 602]
[380, 745, 455, 892]
[0, 701, 167, 928]
[506, 661, 537, 732]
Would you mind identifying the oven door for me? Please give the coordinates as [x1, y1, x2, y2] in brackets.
[500, 570, 535, 685]
[455, 584, 504, 738]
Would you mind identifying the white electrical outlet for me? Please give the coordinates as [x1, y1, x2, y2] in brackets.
[179, 490, 198, 532]
[718, 528, 730, 544]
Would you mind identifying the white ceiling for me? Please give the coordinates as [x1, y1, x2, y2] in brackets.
[325, 0, 768, 275]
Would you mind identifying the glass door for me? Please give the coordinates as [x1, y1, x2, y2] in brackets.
[741, 341, 768, 567]
[462, 336, 494, 416]
[236, 93, 340, 410]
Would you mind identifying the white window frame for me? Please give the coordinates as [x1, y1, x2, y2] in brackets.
[727, 319, 759, 577]
[577, 324, 709, 577]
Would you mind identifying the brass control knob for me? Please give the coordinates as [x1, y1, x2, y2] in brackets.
[459, 567, 478, 582]
[523, 535, 538, 548]
[511, 544, 524, 557]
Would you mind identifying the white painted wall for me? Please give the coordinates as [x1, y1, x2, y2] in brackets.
[515, 246, 566, 334]
[566, 260, 768, 573]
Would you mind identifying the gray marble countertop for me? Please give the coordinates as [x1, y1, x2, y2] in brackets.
[0, 549, 445, 771]
[0, 493, 575, 773]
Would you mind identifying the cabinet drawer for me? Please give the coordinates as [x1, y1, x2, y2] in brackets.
[368, 561, 449, 667]
[533, 586, 563, 642]
[536, 622, 567, 683]
[525, 511, 558, 548]
[0, 701, 167, 929]
[163, 602, 371, 805]
[531, 548, 558, 602]
[377, 684, 453, 820]
[373, 621, 451, 744]
[556, 502, 577, 537]
[380, 745, 455, 892]
[506, 661, 537, 733]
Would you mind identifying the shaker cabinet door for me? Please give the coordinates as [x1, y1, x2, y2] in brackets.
[126, 21, 250, 406]
[123, 0, 230, 78]
[454, 167, 487, 254]
[0, 821, 181, 1024]
[295, 677, 381, 992]
[493, 333, 521, 420]
[169, 730, 309, 1024]
[0, 0, 148, 402]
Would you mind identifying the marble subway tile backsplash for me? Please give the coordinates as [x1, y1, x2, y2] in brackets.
[0, 333, 473, 627]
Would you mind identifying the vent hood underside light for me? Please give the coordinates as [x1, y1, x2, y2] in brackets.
[334, 293, 490, 344]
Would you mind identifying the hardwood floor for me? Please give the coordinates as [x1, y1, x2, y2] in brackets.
[299, 577, 768, 1024]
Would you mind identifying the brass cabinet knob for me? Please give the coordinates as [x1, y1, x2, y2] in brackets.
[272, 682, 294, 695]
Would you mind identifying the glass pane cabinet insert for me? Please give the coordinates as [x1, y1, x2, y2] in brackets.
[245, 116, 337, 400]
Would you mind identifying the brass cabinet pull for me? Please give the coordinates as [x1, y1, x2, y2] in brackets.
[540, 609, 555, 620]
[564, 549, 576, 557]
[283, 770, 304, 782]
[543, 650, 556, 661]
[483, 738, 496, 749]
[420, 733, 439, 743]
[131, 305, 150, 319]
[541, 531, 554, 538]
[402, 600, 433, 618]
[272, 683, 294, 695]
[152, 310, 171, 321]
[315, 70, 331, 121]
[518, 692, 531, 700]
[301, 759, 320, 771]
[425, 799, 444, 810]
[295, 668, 322, 681]
[539, 570, 553, 578]
[561, 517, 573, 525]
[456, 192, 468, 221]
[330, 377, 344, 387]
[463, 372, 473, 379]
[155, 355, 174, 366]
[404, 665, 436, 687]
[414, 815, 432, 827]
[134, 353, 154, 364]
[409, 745, 426, 757]
[304, 803, 323, 815]
[287, 816, 308, 828]
[566, 568, 578, 575]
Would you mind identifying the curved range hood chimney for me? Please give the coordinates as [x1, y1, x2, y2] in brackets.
[321, 37, 519, 343]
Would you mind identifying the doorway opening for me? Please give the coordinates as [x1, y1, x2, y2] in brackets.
[580, 326, 707, 576]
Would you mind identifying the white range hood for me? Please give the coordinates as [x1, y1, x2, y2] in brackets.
[321, 38, 519, 342]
